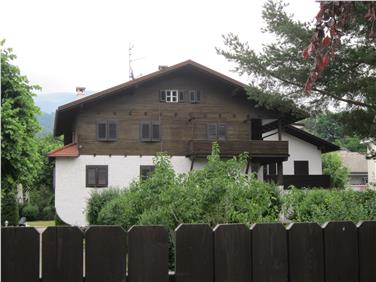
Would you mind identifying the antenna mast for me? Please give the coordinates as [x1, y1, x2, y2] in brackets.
[128, 42, 135, 80]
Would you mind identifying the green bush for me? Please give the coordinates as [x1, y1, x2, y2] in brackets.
[86, 189, 123, 224]
[282, 188, 376, 223]
[22, 204, 39, 221]
[42, 206, 55, 220]
[28, 186, 54, 219]
[1, 190, 19, 226]
[322, 152, 349, 189]
[92, 143, 282, 230]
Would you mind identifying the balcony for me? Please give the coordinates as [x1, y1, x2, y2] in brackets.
[187, 140, 289, 159]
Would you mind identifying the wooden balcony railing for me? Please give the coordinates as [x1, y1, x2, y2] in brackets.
[187, 140, 289, 157]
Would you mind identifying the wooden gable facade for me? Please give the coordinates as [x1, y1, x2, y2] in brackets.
[54, 60, 301, 161]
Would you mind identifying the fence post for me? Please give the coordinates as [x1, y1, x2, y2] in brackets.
[175, 224, 213, 282]
[287, 223, 324, 282]
[323, 221, 359, 282]
[128, 225, 169, 282]
[358, 221, 376, 282]
[1, 227, 40, 282]
[214, 224, 251, 282]
[251, 223, 288, 282]
[42, 226, 83, 282]
[85, 225, 127, 282]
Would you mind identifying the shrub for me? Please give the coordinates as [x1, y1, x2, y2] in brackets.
[1, 190, 19, 226]
[322, 152, 349, 189]
[42, 206, 55, 220]
[282, 188, 376, 223]
[86, 189, 123, 224]
[93, 144, 282, 230]
[28, 186, 54, 219]
[22, 204, 39, 221]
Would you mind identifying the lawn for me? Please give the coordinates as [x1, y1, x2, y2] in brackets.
[26, 220, 55, 227]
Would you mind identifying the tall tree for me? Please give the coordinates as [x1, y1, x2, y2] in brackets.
[217, 0, 376, 144]
[1, 40, 42, 224]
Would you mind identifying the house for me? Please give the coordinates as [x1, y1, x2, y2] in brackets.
[362, 139, 376, 187]
[48, 60, 339, 226]
[338, 150, 368, 190]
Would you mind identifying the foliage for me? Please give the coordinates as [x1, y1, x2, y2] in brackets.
[282, 188, 376, 223]
[304, 2, 376, 92]
[304, 112, 366, 153]
[1, 40, 42, 193]
[90, 144, 282, 231]
[21, 204, 39, 221]
[1, 190, 19, 226]
[322, 152, 349, 189]
[86, 189, 124, 224]
[217, 0, 376, 141]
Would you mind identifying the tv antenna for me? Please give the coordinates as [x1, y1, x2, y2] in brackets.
[128, 42, 146, 80]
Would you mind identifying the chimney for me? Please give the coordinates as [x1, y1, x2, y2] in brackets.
[158, 65, 168, 71]
[76, 86, 86, 97]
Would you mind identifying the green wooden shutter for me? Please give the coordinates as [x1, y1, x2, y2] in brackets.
[86, 166, 97, 187]
[97, 121, 107, 141]
[107, 121, 117, 141]
[151, 121, 160, 141]
[207, 123, 218, 140]
[97, 166, 108, 187]
[218, 123, 226, 140]
[159, 90, 166, 102]
[140, 122, 151, 141]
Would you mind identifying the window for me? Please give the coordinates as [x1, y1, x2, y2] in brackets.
[97, 120, 117, 141]
[86, 165, 108, 187]
[268, 163, 277, 175]
[294, 161, 309, 175]
[140, 165, 155, 180]
[159, 89, 179, 103]
[160, 89, 186, 103]
[140, 121, 160, 142]
[208, 123, 226, 140]
[189, 90, 201, 104]
[250, 119, 262, 140]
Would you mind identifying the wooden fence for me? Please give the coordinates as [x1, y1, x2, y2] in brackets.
[2, 221, 376, 282]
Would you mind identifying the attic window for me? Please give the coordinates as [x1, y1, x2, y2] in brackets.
[160, 90, 179, 103]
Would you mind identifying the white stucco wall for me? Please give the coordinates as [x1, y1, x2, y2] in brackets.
[55, 155, 208, 226]
[367, 142, 376, 186]
[264, 131, 323, 175]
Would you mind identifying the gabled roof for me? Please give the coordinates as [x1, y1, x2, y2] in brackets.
[57, 60, 246, 112]
[284, 125, 340, 153]
[54, 60, 305, 136]
[338, 150, 368, 173]
[48, 143, 79, 158]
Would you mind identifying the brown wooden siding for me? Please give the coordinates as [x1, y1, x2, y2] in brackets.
[75, 72, 284, 156]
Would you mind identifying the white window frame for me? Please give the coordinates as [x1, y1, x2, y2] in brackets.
[165, 89, 179, 103]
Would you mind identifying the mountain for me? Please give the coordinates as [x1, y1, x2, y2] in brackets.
[34, 91, 94, 135]
[37, 112, 55, 136]
[33, 91, 95, 113]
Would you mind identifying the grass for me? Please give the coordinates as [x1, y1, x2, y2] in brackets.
[26, 220, 55, 227]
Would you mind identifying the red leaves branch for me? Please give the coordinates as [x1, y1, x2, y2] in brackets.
[303, 1, 376, 93]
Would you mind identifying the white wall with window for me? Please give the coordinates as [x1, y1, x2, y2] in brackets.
[54, 155, 208, 226]
[264, 131, 322, 175]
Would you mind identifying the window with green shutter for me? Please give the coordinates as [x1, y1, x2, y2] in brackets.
[96, 120, 117, 142]
[86, 165, 108, 188]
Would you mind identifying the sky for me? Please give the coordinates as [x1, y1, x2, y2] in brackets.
[1, 0, 319, 96]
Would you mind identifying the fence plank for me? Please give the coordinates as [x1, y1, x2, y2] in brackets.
[251, 223, 288, 282]
[1, 227, 40, 282]
[287, 223, 324, 282]
[42, 226, 83, 282]
[214, 224, 251, 282]
[324, 221, 358, 282]
[358, 221, 376, 282]
[128, 225, 169, 282]
[175, 224, 213, 282]
[86, 225, 127, 282]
